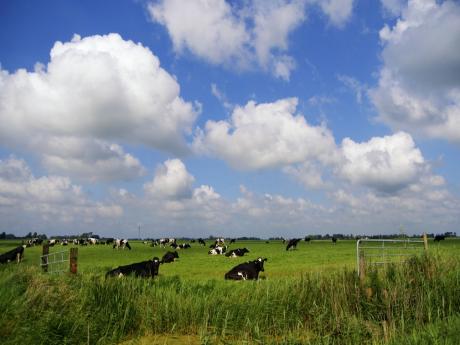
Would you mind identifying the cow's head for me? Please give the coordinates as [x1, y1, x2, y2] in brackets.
[152, 257, 161, 275]
[255, 257, 268, 272]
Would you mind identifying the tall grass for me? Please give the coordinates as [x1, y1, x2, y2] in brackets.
[0, 254, 459, 344]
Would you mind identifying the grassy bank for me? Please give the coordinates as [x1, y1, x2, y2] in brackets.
[0, 253, 459, 344]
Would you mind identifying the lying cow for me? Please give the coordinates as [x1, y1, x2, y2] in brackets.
[286, 238, 301, 251]
[225, 257, 267, 280]
[208, 245, 227, 255]
[0, 246, 24, 264]
[106, 257, 160, 278]
[161, 251, 179, 263]
[178, 243, 191, 249]
[225, 248, 249, 257]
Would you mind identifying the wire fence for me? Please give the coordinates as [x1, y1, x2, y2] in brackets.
[356, 238, 427, 277]
[40, 250, 69, 274]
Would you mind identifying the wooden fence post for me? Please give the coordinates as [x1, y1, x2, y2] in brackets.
[423, 232, 428, 251]
[359, 252, 366, 282]
[70, 247, 78, 274]
[41, 244, 49, 272]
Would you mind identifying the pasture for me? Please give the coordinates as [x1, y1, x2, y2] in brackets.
[0, 238, 459, 344]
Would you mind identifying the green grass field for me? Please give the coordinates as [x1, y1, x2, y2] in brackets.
[0, 238, 459, 345]
[1, 238, 459, 279]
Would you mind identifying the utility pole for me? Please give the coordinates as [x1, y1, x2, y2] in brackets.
[138, 223, 141, 240]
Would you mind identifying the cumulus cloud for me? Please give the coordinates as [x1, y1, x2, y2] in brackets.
[0, 33, 199, 180]
[41, 137, 145, 182]
[310, 0, 355, 27]
[370, 0, 460, 143]
[144, 159, 195, 199]
[148, 0, 354, 79]
[340, 132, 425, 193]
[193, 97, 339, 170]
[380, 0, 405, 16]
[0, 157, 122, 225]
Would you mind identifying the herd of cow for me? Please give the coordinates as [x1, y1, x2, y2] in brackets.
[1, 235, 449, 279]
[106, 237, 264, 280]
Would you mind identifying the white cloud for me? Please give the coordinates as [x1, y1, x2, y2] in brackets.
[0, 33, 199, 173]
[370, 0, 460, 143]
[148, 0, 353, 79]
[0, 157, 122, 224]
[144, 159, 195, 199]
[311, 0, 355, 27]
[340, 132, 425, 193]
[380, 0, 405, 16]
[149, 0, 249, 66]
[193, 97, 339, 170]
[283, 162, 329, 189]
[41, 137, 145, 182]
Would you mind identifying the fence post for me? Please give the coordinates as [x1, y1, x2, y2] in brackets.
[423, 232, 428, 251]
[359, 252, 366, 282]
[70, 247, 78, 274]
[41, 244, 49, 272]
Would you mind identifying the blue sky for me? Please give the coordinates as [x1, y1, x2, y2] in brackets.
[1, 0, 459, 238]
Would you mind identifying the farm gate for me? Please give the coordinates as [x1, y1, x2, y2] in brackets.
[40, 245, 78, 274]
[356, 235, 428, 278]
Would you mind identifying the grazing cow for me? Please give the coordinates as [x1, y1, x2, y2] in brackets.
[434, 235, 445, 242]
[61, 239, 68, 246]
[198, 238, 206, 246]
[191, 239, 196, 243]
[225, 257, 267, 280]
[0, 246, 24, 264]
[179, 243, 191, 249]
[170, 242, 179, 249]
[225, 248, 249, 257]
[208, 245, 227, 255]
[48, 239, 59, 247]
[304, 237, 311, 243]
[332, 237, 337, 244]
[229, 239, 236, 244]
[161, 251, 179, 263]
[113, 239, 131, 250]
[286, 238, 301, 251]
[87, 237, 98, 245]
[106, 257, 160, 278]
[78, 238, 88, 246]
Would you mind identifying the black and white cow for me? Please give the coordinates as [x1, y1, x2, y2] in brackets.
[178, 243, 191, 249]
[113, 239, 131, 250]
[229, 239, 236, 244]
[208, 245, 227, 255]
[332, 237, 337, 244]
[48, 239, 59, 247]
[286, 238, 301, 251]
[87, 237, 98, 245]
[0, 246, 24, 264]
[161, 251, 179, 263]
[225, 248, 249, 257]
[304, 237, 311, 243]
[224, 257, 267, 280]
[106, 257, 160, 278]
[198, 238, 206, 246]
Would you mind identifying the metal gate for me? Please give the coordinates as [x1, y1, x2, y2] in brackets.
[40, 250, 69, 274]
[356, 238, 427, 277]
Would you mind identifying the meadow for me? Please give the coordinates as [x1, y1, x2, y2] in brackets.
[0, 238, 459, 344]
